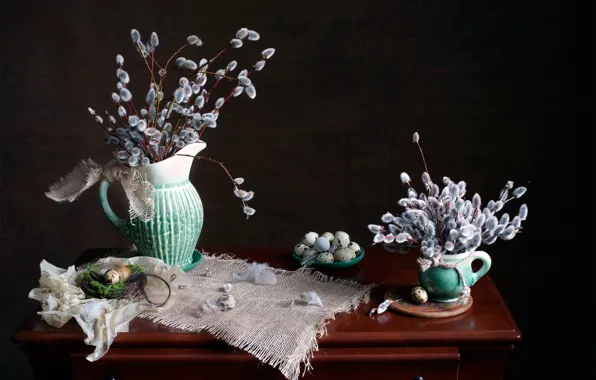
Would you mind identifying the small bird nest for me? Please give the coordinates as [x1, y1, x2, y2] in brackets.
[78, 262, 171, 306]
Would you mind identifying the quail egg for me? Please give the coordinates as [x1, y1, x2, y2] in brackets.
[314, 237, 331, 252]
[316, 252, 334, 263]
[347, 242, 361, 254]
[216, 294, 236, 311]
[320, 232, 334, 242]
[333, 248, 355, 262]
[294, 243, 310, 257]
[334, 231, 350, 248]
[302, 232, 319, 247]
[302, 248, 318, 260]
[104, 269, 121, 285]
[410, 286, 428, 303]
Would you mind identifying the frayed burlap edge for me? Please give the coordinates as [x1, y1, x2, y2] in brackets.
[138, 252, 376, 380]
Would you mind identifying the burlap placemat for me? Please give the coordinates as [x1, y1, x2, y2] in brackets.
[139, 253, 375, 380]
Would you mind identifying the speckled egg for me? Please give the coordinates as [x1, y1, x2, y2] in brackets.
[320, 232, 335, 242]
[217, 294, 236, 311]
[294, 243, 310, 257]
[302, 232, 319, 247]
[302, 248, 318, 260]
[333, 248, 355, 262]
[347, 242, 361, 254]
[316, 252, 334, 263]
[410, 286, 428, 303]
[334, 231, 350, 248]
[314, 237, 331, 252]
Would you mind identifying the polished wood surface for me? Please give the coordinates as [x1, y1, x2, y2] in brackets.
[13, 246, 521, 379]
[385, 291, 475, 319]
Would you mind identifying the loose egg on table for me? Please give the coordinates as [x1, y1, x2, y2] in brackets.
[410, 286, 428, 303]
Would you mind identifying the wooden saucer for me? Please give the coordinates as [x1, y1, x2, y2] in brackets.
[384, 286, 473, 318]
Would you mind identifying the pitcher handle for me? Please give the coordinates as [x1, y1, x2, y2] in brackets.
[99, 179, 129, 236]
[469, 250, 492, 286]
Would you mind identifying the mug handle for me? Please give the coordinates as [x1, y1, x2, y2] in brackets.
[99, 179, 129, 237]
[469, 251, 492, 286]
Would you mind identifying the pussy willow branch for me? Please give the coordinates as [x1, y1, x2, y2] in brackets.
[197, 71, 253, 140]
[204, 78, 224, 103]
[136, 42, 158, 85]
[156, 43, 190, 114]
[176, 154, 249, 218]
[162, 116, 190, 159]
[160, 72, 237, 107]
[159, 45, 229, 83]
[159, 45, 233, 105]
[150, 51, 160, 129]
[93, 116, 132, 156]
[117, 59, 140, 118]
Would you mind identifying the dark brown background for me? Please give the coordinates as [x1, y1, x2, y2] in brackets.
[0, 0, 582, 379]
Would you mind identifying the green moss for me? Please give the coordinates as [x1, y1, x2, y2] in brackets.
[126, 263, 144, 274]
[79, 263, 145, 299]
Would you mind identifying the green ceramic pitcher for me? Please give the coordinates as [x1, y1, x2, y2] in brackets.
[99, 142, 205, 269]
[419, 251, 492, 302]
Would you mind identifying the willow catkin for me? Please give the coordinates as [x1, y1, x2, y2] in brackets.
[235, 28, 248, 39]
[519, 204, 528, 220]
[230, 39, 243, 48]
[254, 60, 266, 71]
[186, 35, 202, 45]
[247, 30, 260, 41]
[261, 48, 275, 59]
[119, 88, 132, 102]
[245, 85, 256, 99]
[513, 186, 527, 198]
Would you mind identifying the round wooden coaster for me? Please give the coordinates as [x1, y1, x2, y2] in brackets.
[384, 286, 473, 318]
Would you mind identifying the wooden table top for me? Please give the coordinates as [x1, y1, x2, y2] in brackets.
[13, 245, 521, 348]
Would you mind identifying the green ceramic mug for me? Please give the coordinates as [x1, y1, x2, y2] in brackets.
[419, 251, 492, 302]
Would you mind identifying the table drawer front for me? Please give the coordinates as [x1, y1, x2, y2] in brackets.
[71, 347, 460, 380]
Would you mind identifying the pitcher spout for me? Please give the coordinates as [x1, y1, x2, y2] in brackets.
[135, 141, 206, 186]
[176, 140, 207, 158]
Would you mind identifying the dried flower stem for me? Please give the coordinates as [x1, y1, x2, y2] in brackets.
[176, 154, 249, 218]
[166, 44, 189, 70]
[416, 141, 430, 177]
[204, 78, 223, 103]
[165, 116, 192, 157]
[139, 139, 158, 161]
[415, 141, 433, 195]
[151, 51, 155, 81]
[164, 115, 190, 122]
[159, 98, 176, 135]
[204, 71, 237, 80]
[136, 42, 158, 84]
[471, 208, 479, 223]
[209, 47, 228, 64]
